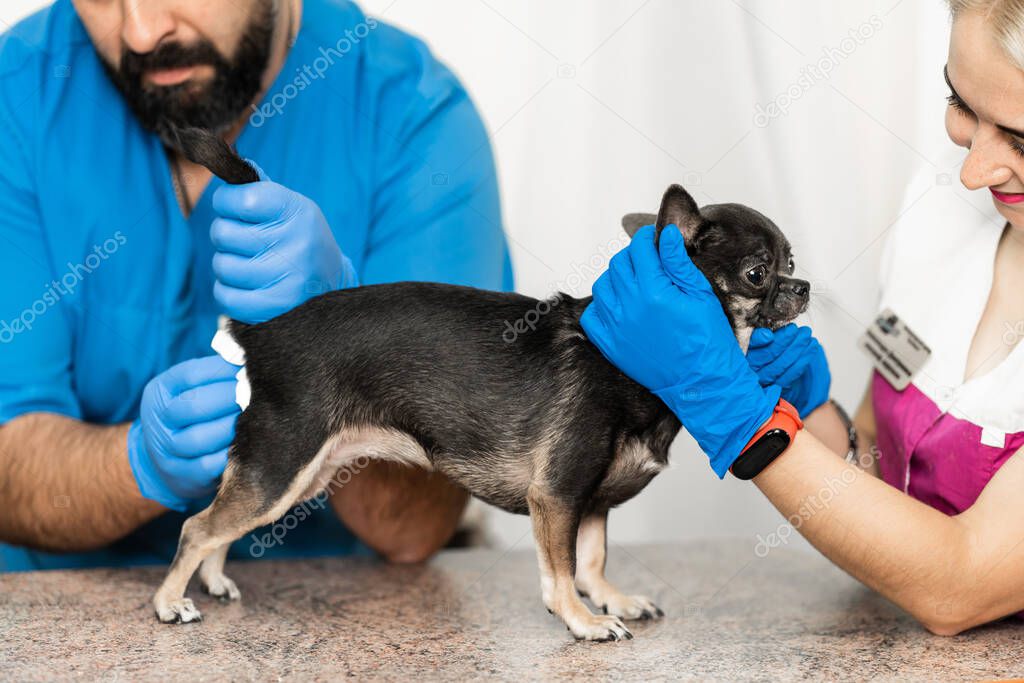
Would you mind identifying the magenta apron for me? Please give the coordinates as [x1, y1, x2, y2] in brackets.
[873, 373, 1024, 515]
[871, 150, 1024, 618]
[872, 372, 1024, 622]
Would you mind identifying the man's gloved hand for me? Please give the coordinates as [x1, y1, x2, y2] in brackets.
[127, 356, 240, 511]
[580, 225, 780, 478]
[746, 325, 831, 418]
[211, 167, 358, 324]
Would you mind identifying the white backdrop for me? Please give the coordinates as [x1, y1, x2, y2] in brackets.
[4, 1, 956, 552]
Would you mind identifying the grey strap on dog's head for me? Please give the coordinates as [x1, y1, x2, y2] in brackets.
[621, 213, 657, 238]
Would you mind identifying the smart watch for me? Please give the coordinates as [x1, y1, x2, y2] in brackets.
[730, 399, 803, 480]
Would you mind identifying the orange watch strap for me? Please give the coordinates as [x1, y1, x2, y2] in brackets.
[738, 398, 803, 456]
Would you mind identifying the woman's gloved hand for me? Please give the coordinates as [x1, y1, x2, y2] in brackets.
[211, 166, 358, 324]
[746, 325, 830, 418]
[580, 225, 780, 477]
[127, 356, 240, 511]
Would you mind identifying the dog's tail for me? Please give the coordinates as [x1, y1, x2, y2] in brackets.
[168, 126, 260, 338]
[164, 124, 260, 185]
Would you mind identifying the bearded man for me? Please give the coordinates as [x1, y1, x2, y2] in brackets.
[0, 0, 511, 570]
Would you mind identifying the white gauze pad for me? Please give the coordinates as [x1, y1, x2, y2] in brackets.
[211, 323, 250, 410]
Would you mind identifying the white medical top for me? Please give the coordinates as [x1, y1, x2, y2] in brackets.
[878, 147, 1024, 436]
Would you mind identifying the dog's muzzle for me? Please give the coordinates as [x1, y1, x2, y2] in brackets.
[757, 276, 810, 329]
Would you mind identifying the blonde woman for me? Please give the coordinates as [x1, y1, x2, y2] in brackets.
[583, 0, 1024, 634]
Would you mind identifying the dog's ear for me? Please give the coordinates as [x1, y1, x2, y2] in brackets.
[621, 213, 658, 238]
[163, 124, 260, 185]
[656, 184, 702, 244]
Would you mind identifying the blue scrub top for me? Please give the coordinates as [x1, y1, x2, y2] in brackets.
[0, 0, 512, 570]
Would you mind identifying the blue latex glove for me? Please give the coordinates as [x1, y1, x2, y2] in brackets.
[211, 165, 358, 323]
[127, 356, 240, 511]
[746, 325, 830, 418]
[581, 225, 780, 478]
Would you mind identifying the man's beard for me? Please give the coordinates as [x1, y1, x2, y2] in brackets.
[101, 1, 275, 148]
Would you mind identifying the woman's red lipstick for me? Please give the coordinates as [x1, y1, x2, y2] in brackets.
[991, 188, 1024, 204]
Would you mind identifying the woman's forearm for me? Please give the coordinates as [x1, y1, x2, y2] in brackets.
[803, 398, 880, 476]
[753, 429, 1023, 635]
[0, 413, 164, 551]
[801, 401, 852, 460]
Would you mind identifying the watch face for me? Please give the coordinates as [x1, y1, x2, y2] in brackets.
[732, 429, 792, 480]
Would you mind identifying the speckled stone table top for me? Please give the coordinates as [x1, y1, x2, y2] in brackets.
[1, 540, 1021, 681]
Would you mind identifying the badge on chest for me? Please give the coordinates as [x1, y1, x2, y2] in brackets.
[858, 309, 932, 391]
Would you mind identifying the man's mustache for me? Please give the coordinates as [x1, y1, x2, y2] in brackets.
[120, 42, 227, 81]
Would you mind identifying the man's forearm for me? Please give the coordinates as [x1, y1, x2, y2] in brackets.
[753, 430, 1024, 635]
[0, 413, 163, 552]
[329, 461, 468, 563]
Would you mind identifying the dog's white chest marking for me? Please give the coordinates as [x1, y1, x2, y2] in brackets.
[735, 326, 753, 353]
[595, 439, 665, 503]
[612, 440, 664, 477]
[211, 327, 250, 410]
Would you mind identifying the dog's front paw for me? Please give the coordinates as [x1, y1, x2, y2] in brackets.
[154, 597, 202, 624]
[202, 574, 241, 602]
[566, 612, 633, 642]
[599, 594, 664, 621]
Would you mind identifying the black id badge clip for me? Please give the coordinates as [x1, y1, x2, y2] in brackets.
[857, 309, 932, 391]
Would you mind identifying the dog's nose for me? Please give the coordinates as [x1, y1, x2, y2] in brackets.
[780, 279, 809, 298]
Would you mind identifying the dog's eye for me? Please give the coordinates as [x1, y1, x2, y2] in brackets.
[787, 257, 795, 274]
[746, 265, 767, 286]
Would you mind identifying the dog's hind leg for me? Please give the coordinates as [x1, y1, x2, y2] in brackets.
[153, 453, 327, 622]
[152, 507, 230, 623]
[152, 464, 266, 623]
[574, 510, 663, 620]
[198, 542, 240, 602]
[527, 486, 632, 641]
[153, 398, 336, 623]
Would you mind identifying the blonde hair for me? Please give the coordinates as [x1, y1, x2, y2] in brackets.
[948, 0, 1024, 68]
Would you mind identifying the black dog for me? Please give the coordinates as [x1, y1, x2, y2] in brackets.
[152, 129, 809, 641]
